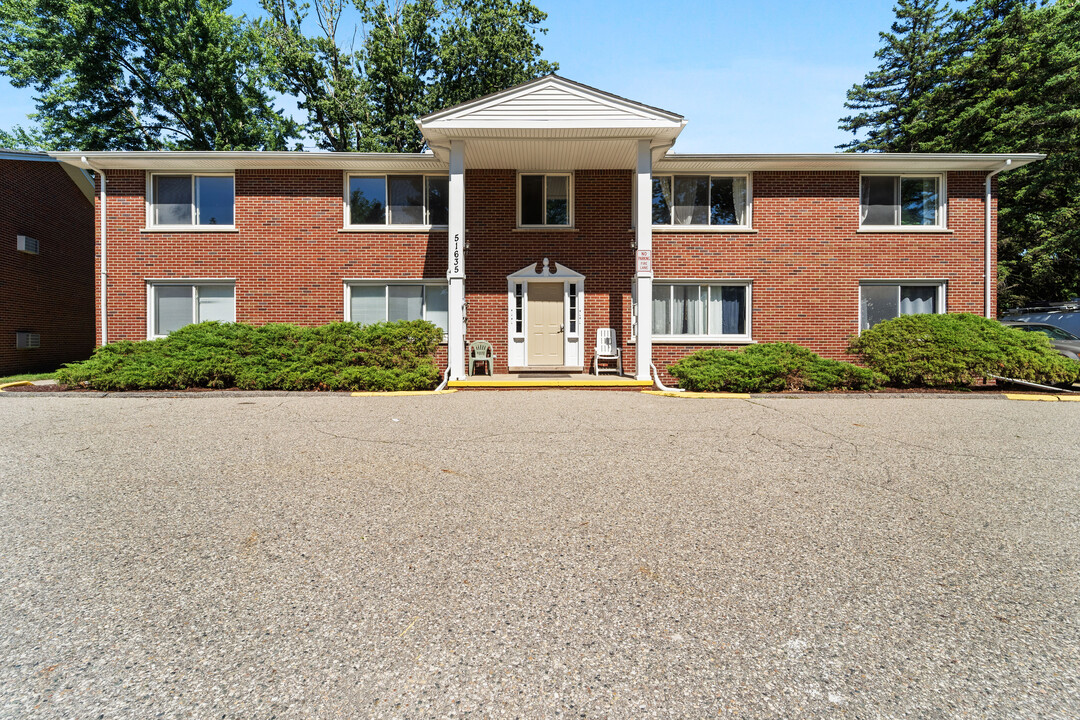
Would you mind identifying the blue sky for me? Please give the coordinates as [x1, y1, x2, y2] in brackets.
[0, 0, 900, 152]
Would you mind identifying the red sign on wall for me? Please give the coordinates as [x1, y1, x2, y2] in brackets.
[636, 249, 652, 273]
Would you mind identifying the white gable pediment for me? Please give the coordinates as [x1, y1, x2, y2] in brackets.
[419, 75, 683, 129]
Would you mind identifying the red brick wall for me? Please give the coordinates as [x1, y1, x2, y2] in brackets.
[650, 170, 995, 379]
[98, 167, 996, 381]
[96, 169, 447, 344]
[463, 169, 637, 375]
[0, 159, 95, 374]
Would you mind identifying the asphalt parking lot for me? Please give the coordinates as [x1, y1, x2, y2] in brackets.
[1, 391, 1078, 718]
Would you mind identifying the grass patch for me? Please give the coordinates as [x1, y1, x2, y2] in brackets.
[55, 321, 443, 391]
[669, 342, 885, 393]
[848, 313, 1080, 388]
[0, 371, 57, 385]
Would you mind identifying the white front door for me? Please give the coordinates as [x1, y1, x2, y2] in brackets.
[527, 282, 564, 366]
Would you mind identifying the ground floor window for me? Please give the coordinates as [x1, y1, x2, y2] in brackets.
[651, 282, 751, 341]
[345, 281, 449, 336]
[859, 281, 945, 331]
[148, 282, 235, 338]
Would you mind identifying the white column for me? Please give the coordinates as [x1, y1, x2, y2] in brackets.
[447, 140, 467, 379]
[635, 139, 653, 381]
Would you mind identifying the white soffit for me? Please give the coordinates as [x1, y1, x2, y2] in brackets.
[463, 139, 645, 170]
[655, 153, 1046, 173]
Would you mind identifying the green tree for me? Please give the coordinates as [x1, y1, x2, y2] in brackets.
[838, 0, 951, 152]
[0, 0, 298, 150]
[905, 0, 1079, 307]
[259, 0, 557, 152]
[842, 0, 1080, 307]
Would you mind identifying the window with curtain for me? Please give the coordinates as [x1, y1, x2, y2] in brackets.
[859, 282, 944, 331]
[519, 174, 572, 226]
[860, 175, 942, 227]
[151, 174, 234, 227]
[150, 283, 235, 337]
[651, 283, 750, 338]
[652, 175, 748, 227]
[347, 175, 449, 226]
[347, 283, 449, 336]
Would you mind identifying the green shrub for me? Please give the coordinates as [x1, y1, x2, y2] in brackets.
[668, 342, 885, 393]
[55, 321, 443, 391]
[847, 313, 1080, 388]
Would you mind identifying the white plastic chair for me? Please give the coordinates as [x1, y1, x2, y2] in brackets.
[592, 328, 622, 375]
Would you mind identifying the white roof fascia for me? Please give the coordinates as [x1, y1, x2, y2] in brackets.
[655, 153, 1046, 173]
[0, 149, 53, 162]
[50, 151, 448, 172]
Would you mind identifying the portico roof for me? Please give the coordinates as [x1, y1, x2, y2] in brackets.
[416, 74, 687, 169]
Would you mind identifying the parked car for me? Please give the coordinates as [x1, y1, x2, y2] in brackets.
[1001, 321, 1080, 360]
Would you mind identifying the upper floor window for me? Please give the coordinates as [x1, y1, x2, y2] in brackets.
[653, 175, 749, 227]
[150, 174, 234, 227]
[347, 174, 449, 227]
[860, 174, 944, 228]
[518, 174, 571, 227]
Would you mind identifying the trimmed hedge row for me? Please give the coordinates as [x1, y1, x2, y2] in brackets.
[670, 314, 1080, 392]
[669, 342, 885, 393]
[55, 321, 443, 391]
[848, 313, 1080, 388]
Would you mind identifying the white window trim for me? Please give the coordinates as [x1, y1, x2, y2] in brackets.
[145, 172, 236, 231]
[858, 173, 947, 231]
[650, 173, 753, 231]
[146, 279, 236, 339]
[516, 172, 574, 228]
[343, 279, 450, 342]
[342, 173, 449, 231]
[858, 280, 947, 334]
[650, 280, 753, 344]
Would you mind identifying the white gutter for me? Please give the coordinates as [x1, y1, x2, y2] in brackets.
[83, 156, 107, 345]
[985, 159, 1011, 318]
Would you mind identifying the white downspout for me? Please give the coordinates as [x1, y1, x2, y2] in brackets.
[984, 159, 1011, 318]
[82, 157, 106, 345]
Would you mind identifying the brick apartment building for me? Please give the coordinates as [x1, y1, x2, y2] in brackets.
[52, 76, 1041, 382]
[1, 150, 96, 374]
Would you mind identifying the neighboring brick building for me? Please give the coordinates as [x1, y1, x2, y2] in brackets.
[0, 150, 95, 374]
[52, 76, 1041, 382]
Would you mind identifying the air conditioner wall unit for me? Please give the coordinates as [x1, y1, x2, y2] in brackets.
[15, 332, 40, 349]
[17, 235, 39, 254]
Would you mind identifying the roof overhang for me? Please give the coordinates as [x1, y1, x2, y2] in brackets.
[3, 149, 95, 201]
[417, 75, 686, 169]
[50, 151, 448, 173]
[655, 153, 1046, 173]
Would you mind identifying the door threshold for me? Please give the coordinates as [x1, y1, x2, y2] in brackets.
[508, 366, 585, 373]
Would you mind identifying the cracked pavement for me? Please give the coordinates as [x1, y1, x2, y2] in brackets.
[1, 391, 1078, 718]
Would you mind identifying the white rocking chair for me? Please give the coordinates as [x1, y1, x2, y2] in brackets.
[592, 328, 622, 375]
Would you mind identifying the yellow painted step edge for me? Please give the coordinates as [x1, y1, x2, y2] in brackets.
[0, 381, 34, 392]
[642, 390, 751, 399]
[1003, 393, 1080, 402]
[350, 389, 458, 397]
[449, 380, 652, 387]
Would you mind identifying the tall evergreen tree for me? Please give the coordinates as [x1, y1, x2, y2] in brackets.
[907, 0, 1080, 307]
[0, 0, 299, 150]
[837, 0, 951, 152]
